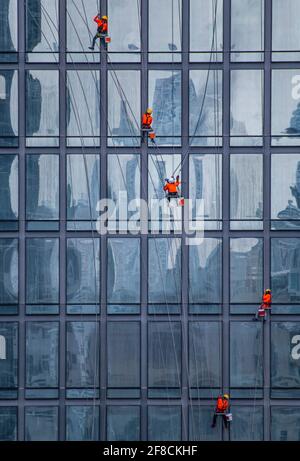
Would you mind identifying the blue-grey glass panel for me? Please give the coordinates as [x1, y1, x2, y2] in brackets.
[271, 155, 300, 229]
[26, 238, 59, 304]
[230, 238, 263, 303]
[0, 0, 18, 62]
[272, 0, 300, 61]
[0, 70, 18, 146]
[149, 0, 181, 63]
[67, 305, 100, 315]
[189, 155, 222, 230]
[107, 238, 140, 304]
[148, 322, 181, 394]
[67, 238, 100, 306]
[66, 322, 99, 389]
[67, 0, 100, 63]
[25, 389, 58, 399]
[107, 0, 141, 62]
[107, 406, 140, 441]
[26, 304, 59, 315]
[230, 322, 263, 388]
[66, 406, 99, 441]
[230, 154, 263, 230]
[26, 321, 59, 389]
[107, 322, 140, 396]
[148, 238, 181, 306]
[26, 221, 59, 231]
[230, 406, 263, 441]
[230, 70, 263, 146]
[26, 154, 59, 223]
[189, 0, 223, 62]
[0, 155, 18, 225]
[189, 406, 222, 441]
[25, 0, 59, 62]
[0, 238, 18, 307]
[189, 70, 222, 146]
[107, 155, 140, 231]
[0, 322, 17, 391]
[25, 406, 58, 441]
[66, 389, 99, 399]
[189, 322, 221, 390]
[107, 71, 140, 146]
[25, 70, 59, 146]
[107, 304, 140, 315]
[148, 406, 181, 441]
[271, 407, 300, 441]
[231, 0, 264, 62]
[0, 407, 17, 441]
[67, 70, 100, 146]
[149, 71, 181, 146]
[189, 239, 222, 306]
[271, 238, 300, 303]
[272, 70, 300, 146]
[271, 322, 300, 390]
[67, 154, 100, 227]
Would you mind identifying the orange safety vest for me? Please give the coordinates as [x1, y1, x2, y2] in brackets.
[94, 16, 108, 33]
[164, 181, 180, 193]
[142, 113, 153, 126]
[262, 293, 272, 309]
[216, 397, 229, 413]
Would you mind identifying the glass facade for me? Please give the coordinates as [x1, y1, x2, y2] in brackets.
[0, 0, 299, 441]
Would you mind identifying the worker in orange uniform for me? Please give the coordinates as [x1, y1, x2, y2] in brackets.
[89, 14, 108, 50]
[164, 176, 181, 202]
[254, 289, 272, 321]
[211, 394, 230, 429]
[141, 108, 154, 141]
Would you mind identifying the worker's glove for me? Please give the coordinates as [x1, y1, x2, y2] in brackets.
[176, 175, 180, 181]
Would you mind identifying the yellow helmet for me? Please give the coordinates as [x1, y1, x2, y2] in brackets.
[102, 15, 108, 20]
[146, 108, 153, 114]
[223, 394, 229, 400]
[265, 289, 271, 294]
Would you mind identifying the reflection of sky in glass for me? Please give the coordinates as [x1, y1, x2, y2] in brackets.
[272, 155, 300, 218]
[149, 0, 181, 52]
[190, 0, 223, 52]
[108, 0, 140, 52]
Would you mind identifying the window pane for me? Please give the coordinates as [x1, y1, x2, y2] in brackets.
[0, 0, 18, 62]
[230, 70, 263, 146]
[0, 238, 18, 312]
[189, 406, 221, 441]
[108, 70, 140, 146]
[272, 0, 300, 61]
[108, 0, 140, 62]
[230, 406, 263, 441]
[0, 155, 18, 230]
[149, 0, 181, 62]
[189, 238, 222, 312]
[66, 154, 100, 231]
[107, 322, 140, 398]
[67, 238, 100, 314]
[230, 322, 263, 396]
[272, 69, 300, 146]
[107, 406, 140, 441]
[189, 322, 221, 396]
[148, 406, 181, 441]
[0, 323, 18, 398]
[26, 154, 59, 230]
[149, 71, 182, 146]
[26, 0, 59, 62]
[26, 238, 59, 308]
[25, 407, 58, 441]
[26, 322, 59, 398]
[148, 238, 181, 314]
[66, 406, 99, 441]
[67, 70, 100, 146]
[107, 238, 140, 306]
[189, 70, 222, 146]
[0, 70, 18, 147]
[230, 154, 263, 230]
[148, 322, 181, 397]
[231, 0, 264, 62]
[0, 407, 17, 441]
[66, 322, 99, 398]
[26, 70, 59, 146]
[189, 155, 222, 230]
[271, 407, 300, 441]
[230, 238, 263, 303]
[190, 0, 223, 62]
[271, 238, 300, 306]
[271, 322, 300, 397]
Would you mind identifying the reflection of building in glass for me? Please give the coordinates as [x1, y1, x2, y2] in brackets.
[112, 99, 138, 146]
[277, 161, 300, 225]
